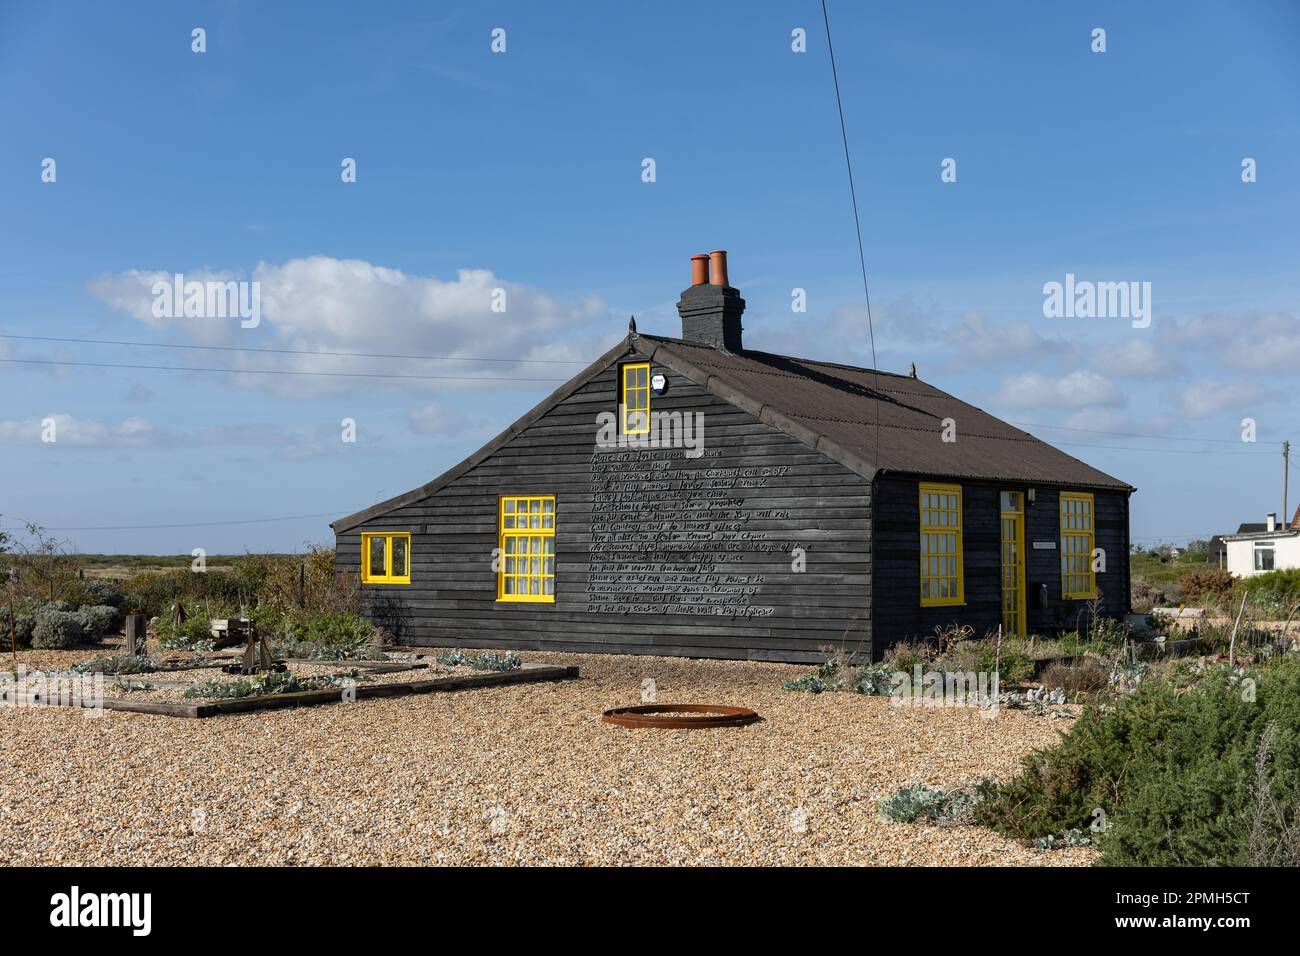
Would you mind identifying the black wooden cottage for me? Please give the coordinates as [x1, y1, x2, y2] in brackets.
[333, 252, 1133, 663]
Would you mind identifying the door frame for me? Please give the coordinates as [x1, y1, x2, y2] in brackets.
[1000, 491, 1027, 636]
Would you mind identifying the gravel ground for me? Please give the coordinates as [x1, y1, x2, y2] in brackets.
[0, 647, 1096, 866]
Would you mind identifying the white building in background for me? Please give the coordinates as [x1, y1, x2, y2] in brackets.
[1222, 512, 1300, 577]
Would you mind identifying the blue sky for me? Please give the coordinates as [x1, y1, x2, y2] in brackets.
[1, 0, 1297, 554]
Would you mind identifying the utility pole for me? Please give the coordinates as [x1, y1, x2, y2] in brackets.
[1285, 440, 1291, 528]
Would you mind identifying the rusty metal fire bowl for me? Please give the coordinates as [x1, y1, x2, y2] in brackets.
[601, 703, 760, 729]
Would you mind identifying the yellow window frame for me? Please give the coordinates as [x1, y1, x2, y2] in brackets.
[360, 532, 411, 585]
[497, 495, 556, 603]
[919, 482, 964, 607]
[1060, 491, 1097, 599]
[622, 362, 650, 435]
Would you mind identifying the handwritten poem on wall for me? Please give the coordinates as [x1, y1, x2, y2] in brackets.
[585, 448, 795, 617]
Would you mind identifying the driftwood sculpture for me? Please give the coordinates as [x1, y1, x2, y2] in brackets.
[220, 622, 282, 675]
[124, 613, 147, 657]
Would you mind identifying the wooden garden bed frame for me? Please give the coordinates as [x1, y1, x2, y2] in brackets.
[11, 662, 579, 719]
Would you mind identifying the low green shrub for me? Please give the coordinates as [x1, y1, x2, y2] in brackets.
[1035, 829, 1092, 850]
[435, 649, 521, 671]
[82, 580, 127, 609]
[1039, 659, 1110, 700]
[76, 604, 121, 639]
[782, 673, 829, 694]
[184, 667, 369, 699]
[780, 649, 895, 696]
[30, 610, 88, 649]
[881, 640, 937, 671]
[1181, 569, 1235, 607]
[118, 569, 246, 619]
[878, 784, 949, 823]
[785, 640, 1039, 699]
[0, 611, 36, 649]
[1243, 568, 1300, 602]
[962, 642, 1034, 686]
[155, 608, 220, 652]
[186, 670, 302, 699]
[878, 781, 996, 826]
[265, 611, 379, 659]
[473, 650, 520, 671]
[295, 611, 374, 646]
[976, 656, 1300, 865]
[75, 654, 157, 675]
[853, 662, 897, 696]
[34, 600, 75, 614]
[1088, 614, 1132, 647]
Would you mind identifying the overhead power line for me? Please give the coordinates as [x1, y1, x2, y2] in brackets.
[1011, 420, 1283, 446]
[0, 511, 338, 532]
[0, 356, 568, 383]
[1051, 440, 1276, 456]
[820, 0, 881, 471]
[0, 332, 589, 366]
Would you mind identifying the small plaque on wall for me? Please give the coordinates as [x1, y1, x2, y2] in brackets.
[651, 373, 668, 395]
[1032, 541, 1057, 550]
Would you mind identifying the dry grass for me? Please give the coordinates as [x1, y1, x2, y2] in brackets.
[1039, 659, 1110, 700]
[0, 647, 1096, 866]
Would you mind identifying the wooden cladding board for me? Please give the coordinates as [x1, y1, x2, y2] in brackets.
[336, 351, 874, 664]
[871, 476, 1130, 650]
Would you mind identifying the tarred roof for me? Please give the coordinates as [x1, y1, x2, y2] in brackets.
[641, 335, 1133, 491]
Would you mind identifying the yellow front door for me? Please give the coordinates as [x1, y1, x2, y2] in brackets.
[1000, 491, 1026, 636]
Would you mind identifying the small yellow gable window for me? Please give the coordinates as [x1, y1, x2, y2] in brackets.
[622, 363, 650, 435]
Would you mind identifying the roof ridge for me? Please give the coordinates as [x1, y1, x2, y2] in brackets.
[641, 333, 912, 381]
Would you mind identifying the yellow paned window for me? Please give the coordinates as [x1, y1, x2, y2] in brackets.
[360, 532, 411, 585]
[498, 495, 556, 602]
[1060, 492, 1097, 599]
[919, 483, 964, 606]
[622, 363, 650, 435]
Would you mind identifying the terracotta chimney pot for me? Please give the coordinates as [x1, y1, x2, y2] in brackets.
[690, 254, 709, 287]
[709, 250, 729, 287]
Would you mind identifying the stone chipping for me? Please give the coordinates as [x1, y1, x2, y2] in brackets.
[0, 648, 1096, 866]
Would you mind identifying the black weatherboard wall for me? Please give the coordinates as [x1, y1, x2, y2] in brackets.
[872, 478, 1130, 644]
[334, 251, 1132, 664]
[335, 353, 874, 663]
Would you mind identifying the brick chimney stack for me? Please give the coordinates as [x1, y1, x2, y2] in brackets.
[677, 250, 745, 351]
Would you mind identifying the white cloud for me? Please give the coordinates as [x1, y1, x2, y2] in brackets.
[0, 414, 170, 448]
[1221, 313, 1300, 371]
[88, 257, 608, 396]
[1092, 338, 1181, 378]
[0, 413, 359, 457]
[994, 369, 1125, 410]
[408, 403, 457, 436]
[87, 268, 243, 332]
[1176, 379, 1283, 420]
[950, 312, 1068, 363]
[1159, 311, 1300, 372]
[1060, 408, 1142, 433]
[758, 295, 947, 367]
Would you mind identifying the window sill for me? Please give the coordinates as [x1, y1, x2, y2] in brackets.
[920, 599, 966, 608]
